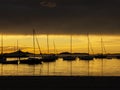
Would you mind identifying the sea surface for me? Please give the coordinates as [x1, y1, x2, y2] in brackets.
[0, 58, 120, 76]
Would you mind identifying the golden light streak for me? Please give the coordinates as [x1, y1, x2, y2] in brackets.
[0, 35, 120, 54]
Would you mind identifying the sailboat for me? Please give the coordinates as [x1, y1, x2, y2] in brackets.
[2, 40, 20, 64]
[79, 34, 94, 60]
[20, 29, 42, 64]
[0, 34, 6, 63]
[116, 55, 120, 59]
[94, 37, 107, 59]
[63, 35, 76, 61]
[41, 34, 58, 62]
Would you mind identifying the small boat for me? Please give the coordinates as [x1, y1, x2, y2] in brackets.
[0, 34, 7, 63]
[0, 56, 6, 63]
[40, 35, 58, 63]
[79, 34, 94, 60]
[94, 54, 107, 59]
[2, 60, 19, 64]
[20, 29, 42, 65]
[116, 56, 120, 59]
[63, 55, 76, 61]
[79, 55, 94, 60]
[106, 55, 112, 59]
[20, 57, 42, 65]
[106, 57, 112, 59]
[41, 54, 58, 62]
[62, 35, 76, 61]
[94, 36, 107, 59]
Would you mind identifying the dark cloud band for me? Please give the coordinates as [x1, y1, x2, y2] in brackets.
[0, 0, 120, 35]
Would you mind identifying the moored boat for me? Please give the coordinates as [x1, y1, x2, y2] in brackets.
[79, 55, 94, 60]
[62, 35, 76, 61]
[78, 34, 94, 60]
[20, 57, 42, 64]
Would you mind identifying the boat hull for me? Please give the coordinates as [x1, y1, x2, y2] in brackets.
[63, 56, 76, 61]
[79, 56, 94, 60]
[41, 56, 58, 62]
[20, 58, 42, 65]
[1, 60, 19, 64]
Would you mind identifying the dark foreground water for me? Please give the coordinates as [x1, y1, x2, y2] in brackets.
[0, 58, 120, 76]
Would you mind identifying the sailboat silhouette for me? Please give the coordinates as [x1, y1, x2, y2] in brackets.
[79, 34, 94, 60]
[94, 36, 107, 59]
[41, 34, 58, 62]
[63, 35, 76, 61]
[0, 34, 6, 63]
[20, 29, 42, 64]
[2, 40, 20, 64]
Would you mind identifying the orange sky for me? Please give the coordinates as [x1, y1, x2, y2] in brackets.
[1, 34, 120, 54]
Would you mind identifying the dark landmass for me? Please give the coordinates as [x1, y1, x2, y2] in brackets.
[59, 52, 89, 55]
[2, 50, 31, 58]
[0, 50, 120, 58]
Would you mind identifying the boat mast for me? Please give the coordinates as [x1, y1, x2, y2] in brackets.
[53, 40, 56, 54]
[53, 40, 56, 75]
[101, 37, 106, 54]
[87, 33, 90, 76]
[1, 34, 3, 55]
[70, 35, 72, 53]
[33, 29, 36, 76]
[47, 34, 49, 75]
[16, 40, 19, 74]
[17, 40, 20, 61]
[87, 33, 90, 55]
[101, 37, 103, 55]
[101, 35, 104, 76]
[33, 29, 35, 58]
[1, 33, 3, 75]
[70, 35, 72, 75]
[17, 40, 18, 51]
[47, 34, 49, 54]
[35, 33, 42, 57]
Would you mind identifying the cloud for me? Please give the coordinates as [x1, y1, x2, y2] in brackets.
[40, 1, 56, 8]
[0, 0, 120, 35]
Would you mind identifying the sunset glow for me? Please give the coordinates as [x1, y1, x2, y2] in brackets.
[1, 34, 120, 54]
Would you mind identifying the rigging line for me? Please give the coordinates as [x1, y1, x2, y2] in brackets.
[70, 35, 72, 53]
[53, 40, 56, 54]
[1, 34, 3, 76]
[87, 34, 89, 54]
[47, 34, 49, 54]
[89, 41, 94, 55]
[33, 29, 36, 76]
[70, 35, 72, 76]
[88, 34, 94, 55]
[87, 33, 90, 76]
[1, 34, 3, 54]
[101, 38, 103, 54]
[35, 33, 42, 57]
[100, 34, 104, 76]
[46, 34, 49, 75]
[33, 29, 35, 58]
[102, 39, 107, 54]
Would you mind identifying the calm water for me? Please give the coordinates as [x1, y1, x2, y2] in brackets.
[0, 58, 120, 76]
